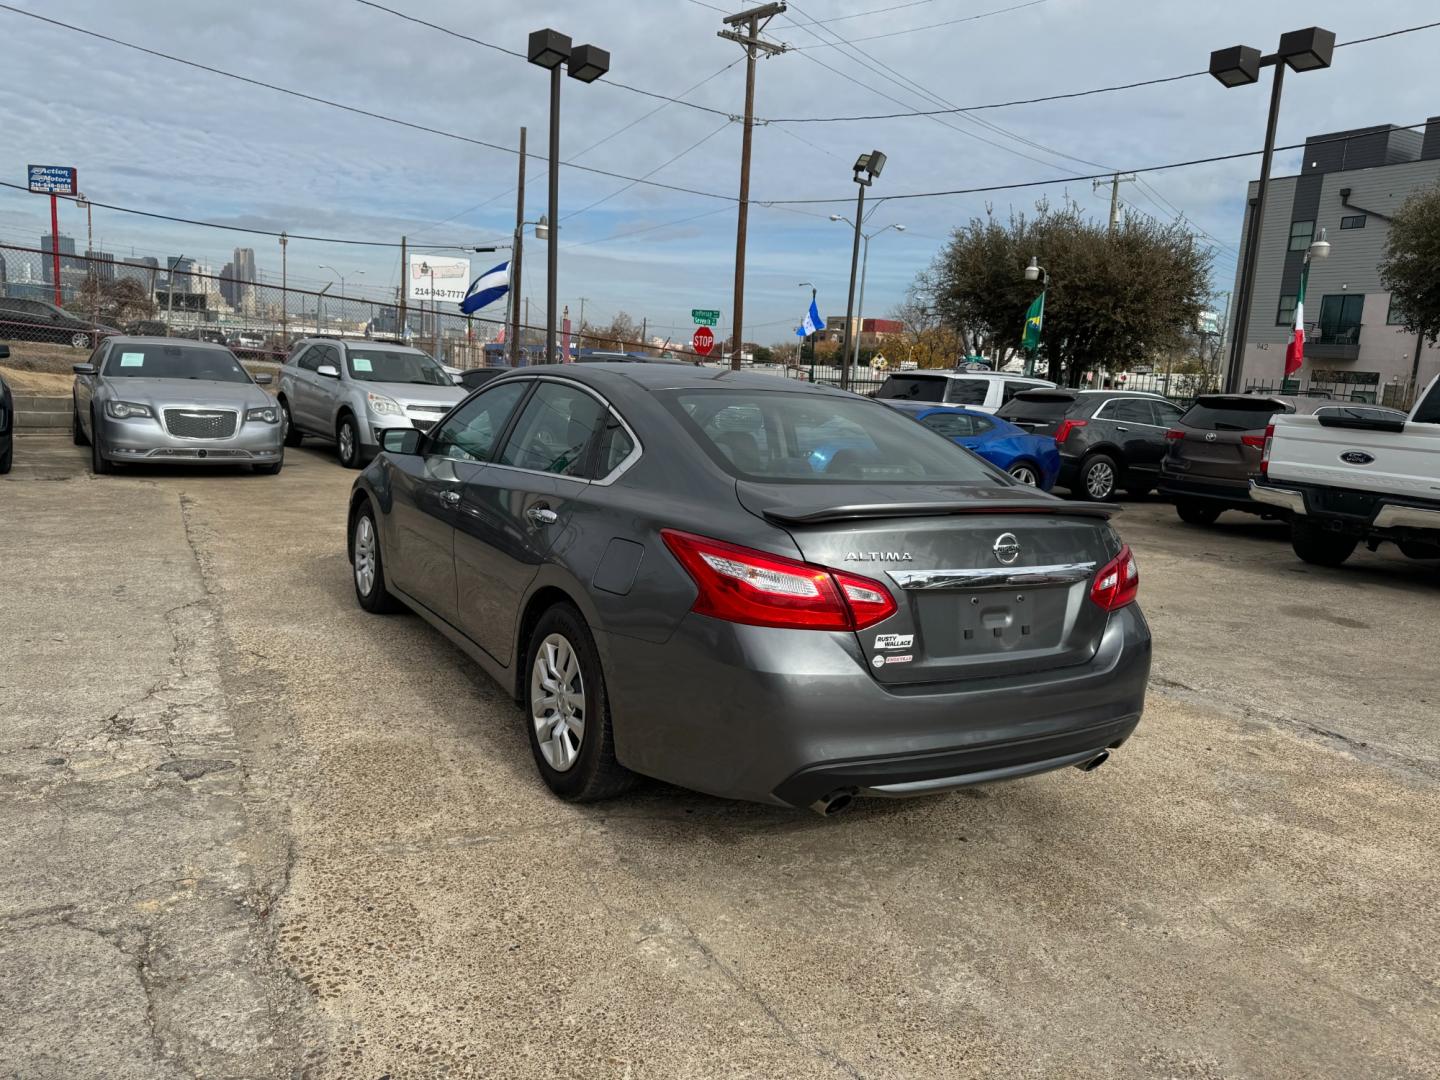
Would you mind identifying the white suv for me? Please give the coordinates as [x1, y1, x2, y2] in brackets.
[874, 371, 1055, 413]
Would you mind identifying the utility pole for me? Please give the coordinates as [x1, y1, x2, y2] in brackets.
[510, 127, 526, 367]
[720, 3, 787, 372]
[578, 295, 588, 353]
[280, 232, 289, 341]
[397, 235, 407, 342]
[1092, 173, 1137, 231]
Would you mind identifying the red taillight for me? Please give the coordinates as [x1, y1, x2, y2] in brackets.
[1260, 423, 1275, 475]
[1241, 433, 1266, 449]
[1090, 544, 1138, 611]
[1054, 418, 1087, 444]
[661, 530, 898, 631]
[1165, 429, 1185, 441]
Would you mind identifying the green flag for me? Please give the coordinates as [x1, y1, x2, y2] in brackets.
[1021, 291, 1045, 353]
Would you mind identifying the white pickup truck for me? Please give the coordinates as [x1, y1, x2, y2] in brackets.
[1251, 374, 1440, 567]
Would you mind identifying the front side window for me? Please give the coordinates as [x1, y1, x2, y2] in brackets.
[102, 343, 252, 383]
[874, 375, 946, 402]
[497, 382, 608, 477]
[943, 378, 989, 406]
[666, 389, 997, 484]
[429, 380, 528, 463]
[1289, 220, 1315, 251]
[920, 413, 975, 439]
[347, 347, 450, 386]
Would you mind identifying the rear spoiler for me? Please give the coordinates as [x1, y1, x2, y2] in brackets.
[1316, 408, 1406, 433]
[762, 500, 1116, 525]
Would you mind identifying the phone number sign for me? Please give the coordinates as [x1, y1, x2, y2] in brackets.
[28, 165, 77, 196]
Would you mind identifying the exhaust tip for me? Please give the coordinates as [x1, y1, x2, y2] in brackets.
[1074, 750, 1110, 773]
[810, 788, 858, 816]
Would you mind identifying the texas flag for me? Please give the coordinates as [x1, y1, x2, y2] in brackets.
[1284, 279, 1306, 378]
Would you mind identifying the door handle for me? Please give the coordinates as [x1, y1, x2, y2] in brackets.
[527, 506, 558, 526]
[441, 490, 461, 506]
[1115, 425, 1129, 432]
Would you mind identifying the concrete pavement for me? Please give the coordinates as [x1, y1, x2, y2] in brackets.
[1, 435, 1437, 1079]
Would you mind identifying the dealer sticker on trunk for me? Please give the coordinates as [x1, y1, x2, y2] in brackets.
[873, 633, 914, 650]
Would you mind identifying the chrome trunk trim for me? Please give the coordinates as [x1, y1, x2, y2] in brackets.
[886, 562, 1096, 591]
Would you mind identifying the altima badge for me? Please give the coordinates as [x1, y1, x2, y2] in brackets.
[992, 532, 1021, 565]
[845, 551, 912, 562]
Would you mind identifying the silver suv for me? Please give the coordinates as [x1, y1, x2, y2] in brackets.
[278, 338, 466, 467]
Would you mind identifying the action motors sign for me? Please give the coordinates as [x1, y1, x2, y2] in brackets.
[408, 255, 471, 304]
[28, 164, 77, 196]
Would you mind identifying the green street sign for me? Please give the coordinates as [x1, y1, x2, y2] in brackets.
[691, 308, 720, 326]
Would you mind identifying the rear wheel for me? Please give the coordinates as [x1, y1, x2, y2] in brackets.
[1397, 539, 1440, 560]
[90, 411, 112, 475]
[1078, 453, 1119, 501]
[72, 401, 89, 446]
[1290, 520, 1357, 567]
[0, 442, 11, 475]
[1175, 501, 1221, 526]
[280, 398, 304, 447]
[352, 502, 400, 613]
[1007, 461, 1040, 486]
[70, 331, 91, 349]
[524, 604, 636, 803]
[336, 413, 361, 469]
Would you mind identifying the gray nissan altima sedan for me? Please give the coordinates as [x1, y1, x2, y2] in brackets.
[73, 337, 284, 474]
[348, 364, 1150, 814]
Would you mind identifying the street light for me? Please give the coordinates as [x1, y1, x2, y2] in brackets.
[1209, 25, 1335, 392]
[1021, 257, 1048, 378]
[839, 149, 887, 391]
[318, 266, 363, 334]
[831, 218, 905, 376]
[509, 218, 549, 366]
[1023, 256, 1046, 285]
[529, 28, 610, 364]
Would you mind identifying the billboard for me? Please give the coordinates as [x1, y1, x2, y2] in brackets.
[408, 255, 471, 304]
[28, 164, 77, 196]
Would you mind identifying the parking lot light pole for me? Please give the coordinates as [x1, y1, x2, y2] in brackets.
[839, 150, 886, 391]
[1209, 27, 1335, 392]
[832, 218, 904, 377]
[798, 281, 816, 381]
[529, 29, 610, 364]
[1023, 256, 1048, 378]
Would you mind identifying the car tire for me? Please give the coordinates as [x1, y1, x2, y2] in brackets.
[351, 501, 401, 614]
[280, 398, 304, 447]
[1007, 461, 1040, 486]
[336, 413, 361, 469]
[72, 402, 89, 446]
[253, 455, 284, 476]
[1077, 453, 1119, 501]
[70, 331, 91, 349]
[524, 603, 637, 803]
[0, 443, 11, 475]
[1290, 520, 1357, 567]
[90, 411, 112, 475]
[1175, 501, 1220, 526]
[1397, 540, 1440, 560]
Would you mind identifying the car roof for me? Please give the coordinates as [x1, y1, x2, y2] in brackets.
[884, 370, 1052, 383]
[883, 401, 992, 418]
[297, 336, 428, 355]
[100, 335, 233, 351]
[487, 362, 857, 398]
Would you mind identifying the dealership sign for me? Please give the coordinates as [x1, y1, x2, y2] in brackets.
[407, 255, 471, 303]
[28, 164, 77, 196]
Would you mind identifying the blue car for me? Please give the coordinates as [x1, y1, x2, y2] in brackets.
[883, 401, 1061, 489]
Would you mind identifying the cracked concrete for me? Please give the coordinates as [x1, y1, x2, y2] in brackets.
[4, 439, 1440, 1078]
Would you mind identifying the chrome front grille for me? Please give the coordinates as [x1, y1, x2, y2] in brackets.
[164, 409, 237, 439]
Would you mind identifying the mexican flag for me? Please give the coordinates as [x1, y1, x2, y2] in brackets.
[1021, 291, 1045, 353]
[1284, 270, 1307, 377]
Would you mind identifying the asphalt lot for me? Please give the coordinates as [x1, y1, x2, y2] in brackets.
[2, 435, 1438, 1079]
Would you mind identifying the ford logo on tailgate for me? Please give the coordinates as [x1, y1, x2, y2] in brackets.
[1340, 450, 1375, 465]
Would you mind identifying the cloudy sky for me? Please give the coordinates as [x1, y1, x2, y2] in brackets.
[2, 0, 1437, 345]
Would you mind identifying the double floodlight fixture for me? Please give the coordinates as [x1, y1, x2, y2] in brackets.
[1209, 26, 1334, 87]
[527, 28, 610, 82]
[853, 150, 887, 186]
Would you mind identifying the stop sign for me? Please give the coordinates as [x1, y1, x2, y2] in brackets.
[692, 325, 715, 357]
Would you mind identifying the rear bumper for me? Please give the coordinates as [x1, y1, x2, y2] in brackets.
[600, 604, 1151, 808]
[1158, 470, 1263, 512]
[1251, 479, 1440, 535]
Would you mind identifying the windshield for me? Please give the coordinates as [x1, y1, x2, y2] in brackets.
[875, 375, 946, 402]
[102, 343, 251, 383]
[665, 388, 998, 484]
[1182, 399, 1289, 431]
[347, 348, 450, 385]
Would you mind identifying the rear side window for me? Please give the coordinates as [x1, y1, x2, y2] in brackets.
[875, 375, 946, 402]
[667, 389, 995, 484]
[1181, 400, 1289, 432]
[942, 378, 988, 405]
[920, 413, 976, 439]
[498, 382, 609, 477]
[1002, 380, 1037, 404]
[592, 412, 637, 477]
[1104, 399, 1154, 424]
[997, 393, 1075, 422]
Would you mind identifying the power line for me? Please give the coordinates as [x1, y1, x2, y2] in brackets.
[784, 0, 1049, 50]
[799, 0, 941, 26]
[563, 119, 734, 220]
[0, 3, 737, 204]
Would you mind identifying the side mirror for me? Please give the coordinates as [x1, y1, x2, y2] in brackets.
[317, 364, 340, 379]
[381, 428, 422, 455]
[253, 373, 273, 385]
[73, 363, 96, 375]
[452, 373, 465, 385]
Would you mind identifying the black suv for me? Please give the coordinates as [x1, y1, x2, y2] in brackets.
[998, 389, 1185, 500]
[0, 298, 118, 348]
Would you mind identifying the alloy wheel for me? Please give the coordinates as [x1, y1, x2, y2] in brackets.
[531, 633, 585, 772]
[71, 332, 89, 348]
[1085, 461, 1115, 500]
[1008, 464, 1038, 486]
[354, 515, 377, 596]
[338, 421, 355, 465]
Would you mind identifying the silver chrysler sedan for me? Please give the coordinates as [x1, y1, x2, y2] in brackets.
[347, 364, 1151, 815]
[72, 337, 284, 474]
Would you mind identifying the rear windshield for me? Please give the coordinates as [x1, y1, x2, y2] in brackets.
[1181, 399, 1288, 431]
[102, 343, 250, 382]
[665, 389, 997, 484]
[875, 375, 946, 402]
[997, 393, 1075, 422]
[347, 348, 450, 386]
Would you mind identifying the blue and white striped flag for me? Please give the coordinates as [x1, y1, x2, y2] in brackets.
[459, 261, 509, 314]
[795, 298, 823, 337]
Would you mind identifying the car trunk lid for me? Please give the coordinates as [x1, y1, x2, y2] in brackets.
[996, 390, 1077, 435]
[1168, 396, 1285, 479]
[737, 481, 1120, 685]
